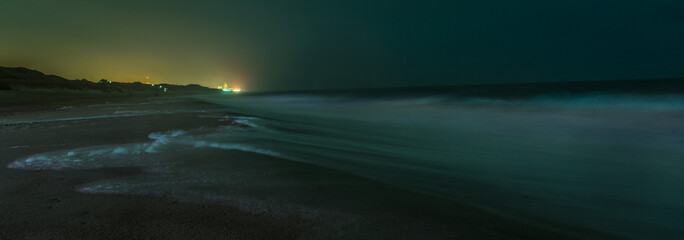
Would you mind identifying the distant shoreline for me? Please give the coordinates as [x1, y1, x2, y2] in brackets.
[249, 78, 684, 99]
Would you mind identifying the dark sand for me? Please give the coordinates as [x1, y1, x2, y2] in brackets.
[0, 96, 610, 239]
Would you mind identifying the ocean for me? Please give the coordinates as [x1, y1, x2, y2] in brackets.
[8, 85, 684, 239]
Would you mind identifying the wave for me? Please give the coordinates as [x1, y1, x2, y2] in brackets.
[7, 119, 273, 170]
[196, 91, 684, 239]
[8, 88, 684, 238]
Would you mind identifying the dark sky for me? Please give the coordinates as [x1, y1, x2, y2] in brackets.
[1, 0, 683, 91]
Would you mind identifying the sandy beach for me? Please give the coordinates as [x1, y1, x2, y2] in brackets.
[1, 96, 609, 239]
[3, 0, 683, 238]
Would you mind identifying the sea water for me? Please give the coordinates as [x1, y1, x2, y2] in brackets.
[8, 89, 684, 239]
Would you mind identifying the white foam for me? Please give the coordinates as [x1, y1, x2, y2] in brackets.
[112, 147, 128, 154]
[7, 125, 285, 171]
[114, 110, 171, 114]
[234, 119, 259, 128]
[7, 143, 153, 170]
[148, 129, 187, 139]
[207, 143, 282, 158]
[193, 141, 209, 148]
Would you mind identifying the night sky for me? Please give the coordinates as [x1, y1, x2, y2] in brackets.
[1, 0, 683, 91]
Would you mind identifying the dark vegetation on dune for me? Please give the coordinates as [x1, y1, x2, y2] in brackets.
[0, 66, 218, 114]
[0, 66, 215, 94]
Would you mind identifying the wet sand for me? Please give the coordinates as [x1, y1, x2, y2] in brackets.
[0, 96, 609, 239]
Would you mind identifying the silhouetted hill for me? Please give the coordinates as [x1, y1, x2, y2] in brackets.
[0, 66, 216, 94]
[0, 67, 220, 114]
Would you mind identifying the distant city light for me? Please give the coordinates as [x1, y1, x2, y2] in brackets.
[218, 82, 241, 93]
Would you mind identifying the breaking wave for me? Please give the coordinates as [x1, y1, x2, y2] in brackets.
[8, 88, 684, 239]
[8, 118, 279, 171]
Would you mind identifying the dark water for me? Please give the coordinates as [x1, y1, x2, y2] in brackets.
[9, 85, 684, 239]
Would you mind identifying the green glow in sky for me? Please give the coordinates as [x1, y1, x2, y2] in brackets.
[0, 1, 245, 89]
[2, 1, 683, 91]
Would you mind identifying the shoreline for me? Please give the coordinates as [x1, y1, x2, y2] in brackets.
[1, 99, 317, 239]
[1, 97, 612, 239]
